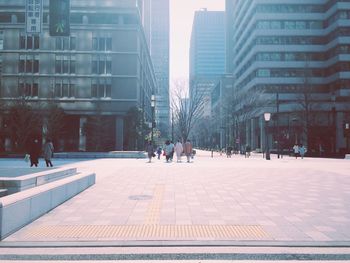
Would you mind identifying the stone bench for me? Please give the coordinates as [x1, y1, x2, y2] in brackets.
[0, 189, 7, 198]
[0, 167, 77, 195]
[345, 154, 350, 159]
[54, 151, 147, 159]
[0, 171, 95, 240]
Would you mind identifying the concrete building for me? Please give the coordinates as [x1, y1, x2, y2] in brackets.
[0, 0, 157, 152]
[231, 0, 350, 155]
[189, 9, 226, 118]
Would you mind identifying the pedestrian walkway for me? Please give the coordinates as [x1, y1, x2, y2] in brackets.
[2, 151, 350, 245]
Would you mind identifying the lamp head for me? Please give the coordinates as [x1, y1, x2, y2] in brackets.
[264, 112, 271, 121]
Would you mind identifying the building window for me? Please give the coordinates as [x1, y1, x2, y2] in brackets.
[18, 80, 39, 97]
[19, 55, 39, 73]
[92, 56, 112, 75]
[55, 55, 76, 74]
[91, 79, 112, 98]
[55, 36, 77, 50]
[54, 81, 75, 98]
[92, 37, 112, 51]
[20, 34, 39, 49]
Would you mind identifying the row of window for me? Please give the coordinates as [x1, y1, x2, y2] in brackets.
[256, 20, 323, 30]
[19, 35, 39, 49]
[255, 4, 324, 14]
[235, 3, 349, 42]
[55, 56, 76, 74]
[19, 55, 39, 73]
[0, 12, 138, 25]
[237, 45, 350, 77]
[17, 81, 112, 98]
[236, 27, 350, 64]
[19, 36, 111, 51]
[236, 63, 350, 90]
[18, 55, 113, 75]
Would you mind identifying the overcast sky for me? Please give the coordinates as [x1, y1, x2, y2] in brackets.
[169, 0, 225, 86]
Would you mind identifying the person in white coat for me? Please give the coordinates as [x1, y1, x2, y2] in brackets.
[174, 140, 183, 162]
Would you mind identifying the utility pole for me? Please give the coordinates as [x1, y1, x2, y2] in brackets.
[276, 92, 281, 158]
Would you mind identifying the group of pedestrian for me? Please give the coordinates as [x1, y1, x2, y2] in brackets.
[27, 138, 54, 167]
[146, 139, 193, 163]
[293, 143, 306, 159]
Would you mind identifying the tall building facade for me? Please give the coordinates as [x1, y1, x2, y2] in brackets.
[149, 0, 170, 138]
[0, 0, 157, 152]
[230, 0, 350, 155]
[190, 10, 225, 117]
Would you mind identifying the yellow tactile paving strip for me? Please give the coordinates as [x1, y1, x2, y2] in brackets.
[144, 184, 165, 225]
[22, 225, 270, 240]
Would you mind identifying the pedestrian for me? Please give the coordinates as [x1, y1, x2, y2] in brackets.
[29, 138, 40, 167]
[169, 141, 175, 161]
[293, 144, 299, 159]
[245, 145, 251, 158]
[164, 140, 174, 162]
[226, 146, 233, 158]
[174, 139, 183, 162]
[299, 144, 306, 159]
[156, 146, 162, 160]
[43, 139, 54, 167]
[146, 141, 154, 163]
[184, 139, 193, 163]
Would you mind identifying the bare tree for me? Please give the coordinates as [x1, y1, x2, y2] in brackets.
[295, 61, 320, 148]
[6, 98, 43, 152]
[43, 101, 66, 146]
[226, 86, 273, 149]
[171, 80, 205, 142]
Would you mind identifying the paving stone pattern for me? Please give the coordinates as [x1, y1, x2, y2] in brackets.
[4, 152, 350, 242]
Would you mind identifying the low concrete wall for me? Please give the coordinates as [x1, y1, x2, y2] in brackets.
[54, 151, 147, 159]
[0, 171, 95, 240]
[0, 168, 77, 195]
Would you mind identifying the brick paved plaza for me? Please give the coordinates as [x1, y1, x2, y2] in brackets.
[2, 151, 350, 244]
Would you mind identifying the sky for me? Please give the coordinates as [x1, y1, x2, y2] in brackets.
[169, 0, 225, 86]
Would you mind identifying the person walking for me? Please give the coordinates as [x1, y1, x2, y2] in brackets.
[169, 141, 175, 161]
[174, 139, 183, 162]
[146, 141, 154, 163]
[164, 140, 174, 162]
[184, 139, 193, 163]
[156, 146, 162, 160]
[43, 139, 54, 167]
[245, 145, 251, 158]
[293, 144, 299, 159]
[299, 144, 306, 159]
[29, 138, 40, 167]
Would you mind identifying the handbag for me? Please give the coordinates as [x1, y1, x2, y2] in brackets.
[24, 154, 30, 162]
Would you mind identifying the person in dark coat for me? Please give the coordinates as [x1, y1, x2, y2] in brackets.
[43, 139, 54, 167]
[146, 141, 154, 163]
[29, 139, 40, 167]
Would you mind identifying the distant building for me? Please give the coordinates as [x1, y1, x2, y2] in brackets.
[0, 0, 157, 152]
[225, 0, 234, 74]
[147, 0, 170, 138]
[189, 9, 226, 118]
[230, 0, 350, 155]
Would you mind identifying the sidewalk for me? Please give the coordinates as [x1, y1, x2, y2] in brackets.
[1, 151, 350, 245]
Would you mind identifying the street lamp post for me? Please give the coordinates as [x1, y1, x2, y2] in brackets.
[151, 95, 155, 146]
[264, 112, 271, 160]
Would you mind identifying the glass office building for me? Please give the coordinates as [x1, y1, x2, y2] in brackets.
[190, 9, 226, 117]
